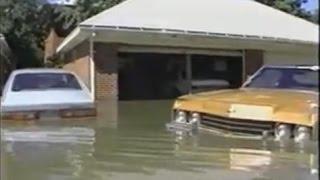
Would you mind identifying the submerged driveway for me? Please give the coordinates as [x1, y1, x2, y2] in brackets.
[1, 100, 318, 180]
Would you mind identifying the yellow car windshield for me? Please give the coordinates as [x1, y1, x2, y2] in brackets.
[245, 67, 319, 91]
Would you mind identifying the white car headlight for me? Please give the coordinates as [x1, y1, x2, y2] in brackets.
[275, 124, 292, 141]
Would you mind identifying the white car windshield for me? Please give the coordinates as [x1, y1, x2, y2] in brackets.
[11, 73, 82, 91]
[245, 67, 319, 91]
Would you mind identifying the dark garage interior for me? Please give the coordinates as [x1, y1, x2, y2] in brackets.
[118, 52, 243, 100]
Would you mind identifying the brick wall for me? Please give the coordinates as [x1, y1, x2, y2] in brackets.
[64, 56, 90, 87]
[94, 43, 118, 100]
[64, 43, 263, 100]
[63, 41, 91, 88]
[44, 29, 65, 61]
[62, 41, 119, 100]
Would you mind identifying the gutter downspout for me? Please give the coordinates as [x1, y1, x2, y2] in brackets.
[242, 49, 246, 83]
[186, 54, 192, 94]
[89, 27, 96, 101]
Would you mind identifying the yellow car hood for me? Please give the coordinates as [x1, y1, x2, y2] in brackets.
[174, 88, 318, 126]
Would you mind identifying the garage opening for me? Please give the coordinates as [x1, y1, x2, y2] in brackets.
[118, 52, 243, 100]
[191, 55, 243, 93]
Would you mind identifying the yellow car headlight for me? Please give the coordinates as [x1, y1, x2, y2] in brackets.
[275, 124, 292, 141]
[294, 126, 311, 143]
[174, 110, 187, 123]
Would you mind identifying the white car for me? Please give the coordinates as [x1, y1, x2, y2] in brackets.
[1, 68, 96, 120]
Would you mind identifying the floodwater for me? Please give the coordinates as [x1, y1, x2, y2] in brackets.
[1, 100, 318, 180]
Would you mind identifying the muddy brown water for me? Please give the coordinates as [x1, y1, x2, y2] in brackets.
[1, 100, 318, 180]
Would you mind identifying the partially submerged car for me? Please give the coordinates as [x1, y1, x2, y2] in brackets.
[169, 65, 319, 142]
[1, 69, 96, 120]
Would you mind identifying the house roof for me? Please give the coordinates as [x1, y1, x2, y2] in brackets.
[57, 0, 319, 53]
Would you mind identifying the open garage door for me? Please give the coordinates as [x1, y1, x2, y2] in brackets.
[118, 49, 243, 100]
[118, 53, 185, 100]
[191, 55, 243, 93]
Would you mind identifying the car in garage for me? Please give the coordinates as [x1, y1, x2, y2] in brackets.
[169, 65, 319, 143]
[1, 69, 96, 120]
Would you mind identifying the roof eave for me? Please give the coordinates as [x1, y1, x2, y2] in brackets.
[81, 24, 318, 45]
[57, 25, 318, 54]
[56, 27, 91, 53]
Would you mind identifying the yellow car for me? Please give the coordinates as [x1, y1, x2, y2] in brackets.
[170, 65, 319, 142]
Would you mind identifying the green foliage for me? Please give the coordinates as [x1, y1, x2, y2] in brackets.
[0, 0, 122, 68]
[0, 0, 45, 68]
[54, 0, 123, 32]
[310, 9, 319, 23]
[255, 0, 313, 20]
[45, 54, 64, 68]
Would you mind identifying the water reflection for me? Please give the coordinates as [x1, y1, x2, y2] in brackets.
[1, 100, 318, 180]
[1, 126, 96, 180]
[229, 148, 271, 171]
[2, 127, 95, 144]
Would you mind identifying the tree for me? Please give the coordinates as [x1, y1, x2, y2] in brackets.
[0, 0, 47, 67]
[310, 9, 319, 23]
[0, 0, 123, 68]
[53, 0, 123, 33]
[255, 0, 313, 20]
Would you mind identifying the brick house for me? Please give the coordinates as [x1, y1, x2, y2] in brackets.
[44, 29, 65, 64]
[56, 0, 318, 101]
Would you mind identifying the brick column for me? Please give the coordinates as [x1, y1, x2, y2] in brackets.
[94, 43, 118, 100]
[63, 41, 90, 88]
[44, 29, 65, 62]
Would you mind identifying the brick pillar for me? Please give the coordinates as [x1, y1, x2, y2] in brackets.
[94, 43, 118, 100]
[44, 29, 65, 62]
[244, 50, 264, 78]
